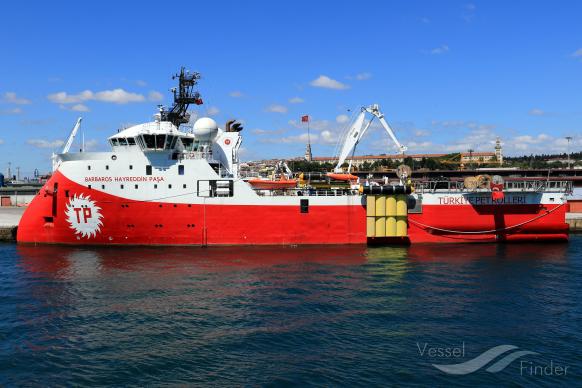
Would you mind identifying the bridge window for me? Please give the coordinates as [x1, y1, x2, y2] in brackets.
[111, 138, 119, 146]
[146, 165, 152, 175]
[118, 138, 128, 146]
[143, 134, 155, 149]
[127, 137, 136, 145]
[165, 135, 175, 149]
[178, 165, 184, 175]
[155, 135, 166, 149]
[180, 137, 194, 151]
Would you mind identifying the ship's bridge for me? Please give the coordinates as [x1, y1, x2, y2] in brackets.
[108, 121, 203, 154]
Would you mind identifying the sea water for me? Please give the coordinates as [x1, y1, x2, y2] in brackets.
[0, 238, 580, 386]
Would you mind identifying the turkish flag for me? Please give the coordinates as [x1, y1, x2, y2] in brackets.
[301, 115, 309, 123]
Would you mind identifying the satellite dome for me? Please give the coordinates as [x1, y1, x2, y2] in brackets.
[192, 117, 218, 142]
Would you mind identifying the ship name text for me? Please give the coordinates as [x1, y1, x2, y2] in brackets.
[439, 195, 527, 205]
[84, 176, 165, 183]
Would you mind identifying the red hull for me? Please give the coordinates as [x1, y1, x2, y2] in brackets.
[17, 172, 568, 245]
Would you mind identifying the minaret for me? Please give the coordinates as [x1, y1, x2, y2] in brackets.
[495, 137, 503, 165]
[302, 115, 312, 161]
[304, 143, 313, 161]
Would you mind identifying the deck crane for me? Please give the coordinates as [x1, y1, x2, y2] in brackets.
[334, 104, 407, 173]
[51, 117, 82, 171]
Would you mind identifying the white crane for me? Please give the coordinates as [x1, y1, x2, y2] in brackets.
[51, 117, 82, 171]
[334, 104, 407, 173]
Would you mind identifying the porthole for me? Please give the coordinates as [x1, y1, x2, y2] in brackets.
[111, 155, 117, 160]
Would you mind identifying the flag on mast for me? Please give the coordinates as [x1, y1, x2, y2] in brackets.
[301, 115, 309, 123]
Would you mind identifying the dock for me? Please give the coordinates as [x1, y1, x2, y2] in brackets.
[1, 207, 581, 243]
[0, 207, 23, 242]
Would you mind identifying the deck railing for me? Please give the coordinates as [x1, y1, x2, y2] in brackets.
[413, 179, 573, 194]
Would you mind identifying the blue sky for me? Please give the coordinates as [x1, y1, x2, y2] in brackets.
[1, 0, 581, 176]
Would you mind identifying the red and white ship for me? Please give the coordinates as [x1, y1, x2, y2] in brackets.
[17, 69, 571, 246]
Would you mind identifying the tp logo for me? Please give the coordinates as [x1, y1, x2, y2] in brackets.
[65, 194, 104, 239]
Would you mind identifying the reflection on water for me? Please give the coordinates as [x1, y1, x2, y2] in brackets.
[2, 239, 580, 386]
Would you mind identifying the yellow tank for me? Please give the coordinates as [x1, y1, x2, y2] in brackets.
[375, 196, 386, 216]
[396, 216, 407, 236]
[386, 216, 397, 236]
[396, 195, 407, 216]
[386, 195, 397, 216]
[366, 195, 376, 217]
[367, 217, 376, 237]
[375, 216, 386, 237]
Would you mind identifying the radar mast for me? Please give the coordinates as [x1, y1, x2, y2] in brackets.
[161, 67, 203, 127]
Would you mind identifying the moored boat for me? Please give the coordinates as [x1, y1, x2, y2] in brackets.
[17, 68, 571, 246]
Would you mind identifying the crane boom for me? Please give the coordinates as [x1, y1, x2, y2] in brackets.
[62, 117, 83, 154]
[334, 104, 407, 173]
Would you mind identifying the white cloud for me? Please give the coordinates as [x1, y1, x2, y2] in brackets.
[0, 139, 4, 144]
[415, 129, 431, 137]
[229, 91, 244, 98]
[83, 139, 99, 151]
[406, 141, 434, 150]
[2, 92, 31, 105]
[336, 114, 350, 124]
[70, 104, 90, 112]
[47, 88, 146, 105]
[260, 130, 338, 145]
[289, 97, 304, 104]
[266, 104, 288, 113]
[355, 72, 372, 81]
[288, 118, 332, 131]
[206, 106, 220, 116]
[310, 75, 350, 90]
[528, 108, 545, 116]
[48, 90, 93, 104]
[148, 91, 164, 102]
[27, 139, 65, 149]
[429, 45, 449, 55]
[252, 128, 286, 135]
[319, 130, 338, 144]
[462, 3, 476, 22]
[94, 89, 145, 104]
[0, 107, 23, 115]
[135, 80, 147, 87]
[572, 48, 582, 57]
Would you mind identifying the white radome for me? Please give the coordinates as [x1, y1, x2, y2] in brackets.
[193, 117, 218, 141]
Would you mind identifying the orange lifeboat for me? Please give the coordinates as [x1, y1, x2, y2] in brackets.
[326, 173, 359, 182]
[246, 177, 297, 190]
